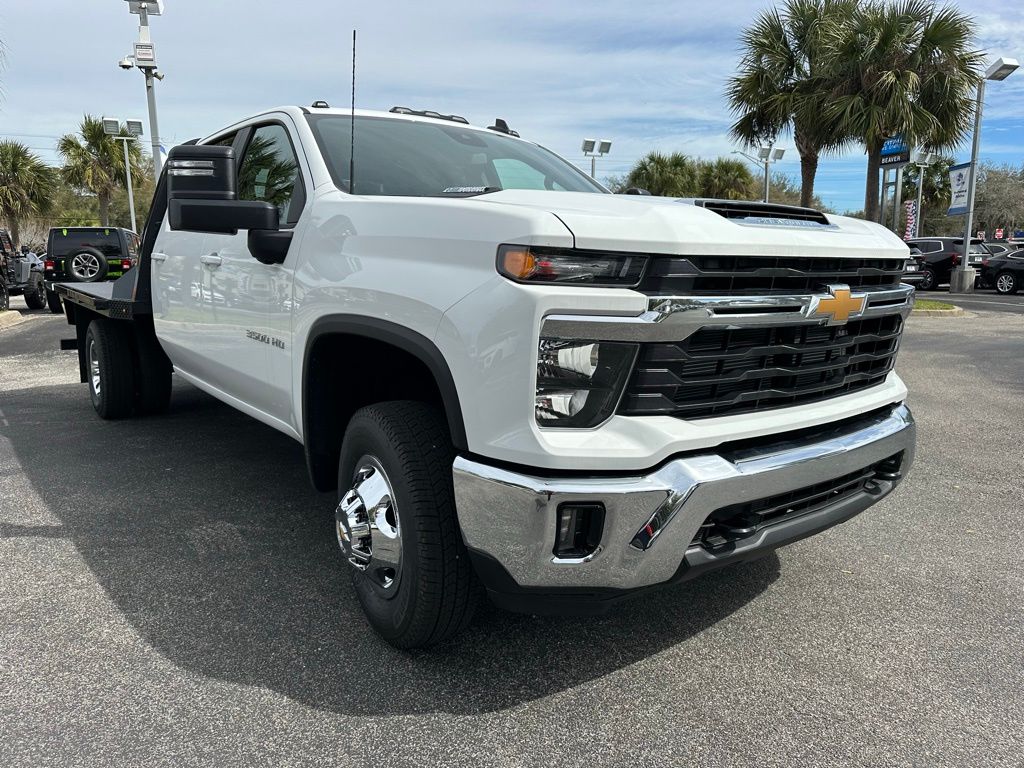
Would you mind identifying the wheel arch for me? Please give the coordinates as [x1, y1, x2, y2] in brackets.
[302, 315, 468, 492]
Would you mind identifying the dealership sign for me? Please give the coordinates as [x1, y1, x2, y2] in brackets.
[881, 135, 911, 167]
[947, 162, 972, 215]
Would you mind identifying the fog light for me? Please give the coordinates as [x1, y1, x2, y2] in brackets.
[554, 502, 605, 559]
[535, 339, 637, 427]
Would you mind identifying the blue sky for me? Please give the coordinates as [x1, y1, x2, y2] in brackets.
[1, 0, 1021, 213]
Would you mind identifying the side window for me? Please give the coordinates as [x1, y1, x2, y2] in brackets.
[126, 232, 140, 258]
[925, 241, 942, 253]
[238, 124, 303, 225]
[211, 132, 237, 148]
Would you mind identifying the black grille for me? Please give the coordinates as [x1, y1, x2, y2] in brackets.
[619, 314, 902, 419]
[638, 255, 906, 295]
[689, 452, 904, 550]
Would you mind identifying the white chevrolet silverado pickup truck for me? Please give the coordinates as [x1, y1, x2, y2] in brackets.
[53, 104, 916, 648]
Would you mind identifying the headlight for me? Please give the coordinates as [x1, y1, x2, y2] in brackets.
[498, 245, 647, 287]
[536, 339, 637, 427]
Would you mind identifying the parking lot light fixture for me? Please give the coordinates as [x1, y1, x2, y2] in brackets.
[582, 138, 611, 179]
[986, 57, 1020, 81]
[103, 116, 143, 233]
[952, 56, 1020, 294]
[912, 152, 939, 238]
[121, 1, 165, 179]
[733, 143, 785, 202]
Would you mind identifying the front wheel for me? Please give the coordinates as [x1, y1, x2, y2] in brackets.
[336, 401, 478, 649]
[994, 271, 1019, 295]
[919, 267, 938, 291]
[0, 284, 9, 312]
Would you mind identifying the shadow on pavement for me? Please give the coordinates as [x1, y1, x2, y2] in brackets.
[0, 379, 779, 715]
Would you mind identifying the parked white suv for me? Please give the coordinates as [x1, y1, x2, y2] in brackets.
[55, 104, 916, 648]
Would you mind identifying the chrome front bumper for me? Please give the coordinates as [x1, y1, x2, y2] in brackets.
[453, 404, 915, 594]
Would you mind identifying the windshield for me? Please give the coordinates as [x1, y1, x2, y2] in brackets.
[306, 115, 605, 197]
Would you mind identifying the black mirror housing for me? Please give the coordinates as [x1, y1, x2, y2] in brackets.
[166, 145, 237, 201]
[166, 144, 281, 236]
[169, 199, 279, 235]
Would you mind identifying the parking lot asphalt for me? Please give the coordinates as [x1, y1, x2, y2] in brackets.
[1, 296, 1023, 768]
[930, 290, 1024, 314]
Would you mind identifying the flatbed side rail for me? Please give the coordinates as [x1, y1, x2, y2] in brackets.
[50, 280, 150, 321]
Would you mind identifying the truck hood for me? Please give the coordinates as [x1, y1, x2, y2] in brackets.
[476, 190, 909, 259]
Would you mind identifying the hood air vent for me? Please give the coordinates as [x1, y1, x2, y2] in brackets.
[689, 199, 832, 228]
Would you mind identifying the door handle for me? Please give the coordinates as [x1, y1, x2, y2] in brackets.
[151, 252, 168, 262]
[200, 253, 223, 268]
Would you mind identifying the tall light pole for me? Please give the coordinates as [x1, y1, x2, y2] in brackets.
[951, 56, 1020, 294]
[912, 151, 938, 238]
[582, 138, 612, 179]
[102, 117, 144, 232]
[732, 144, 785, 202]
[120, 1, 165, 179]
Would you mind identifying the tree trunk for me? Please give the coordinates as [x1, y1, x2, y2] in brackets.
[864, 142, 883, 222]
[10, 218, 20, 250]
[799, 152, 819, 209]
[793, 128, 819, 209]
[98, 191, 111, 226]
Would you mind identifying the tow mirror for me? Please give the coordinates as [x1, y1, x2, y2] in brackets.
[166, 145, 279, 236]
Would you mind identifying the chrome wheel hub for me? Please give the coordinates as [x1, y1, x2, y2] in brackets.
[997, 274, 1013, 293]
[71, 253, 100, 280]
[335, 457, 402, 595]
[88, 339, 101, 397]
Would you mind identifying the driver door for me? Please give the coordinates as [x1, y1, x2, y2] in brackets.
[200, 120, 305, 419]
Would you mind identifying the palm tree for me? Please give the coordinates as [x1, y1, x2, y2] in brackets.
[0, 141, 57, 247]
[824, 1, 983, 221]
[625, 152, 702, 197]
[58, 115, 143, 226]
[237, 134, 298, 211]
[699, 158, 758, 199]
[727, 0, 857, 208]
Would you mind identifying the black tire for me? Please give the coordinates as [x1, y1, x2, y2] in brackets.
[24, 276, 47, 309]
[919, 267, 938, 291]
[46, 289, 63, 314]
[65, 248, 108, 283]
[0, 284, 9, 312]
[994, 271, 1019, 295]
[85, 320, 137, 419]
[134, 329, 173, 415]
[337, 401, 477, 648]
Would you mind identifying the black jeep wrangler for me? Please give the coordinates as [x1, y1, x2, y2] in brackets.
[43, 227, 140, 311]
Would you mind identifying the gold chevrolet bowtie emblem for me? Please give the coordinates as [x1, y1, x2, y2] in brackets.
[810, 286, 866, 325]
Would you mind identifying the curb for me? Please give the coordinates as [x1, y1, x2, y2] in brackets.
[0, 310, 27, 330]
[911, 306, 966, 317]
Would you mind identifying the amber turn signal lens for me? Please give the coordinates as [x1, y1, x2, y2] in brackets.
[500, 248, 536, 279]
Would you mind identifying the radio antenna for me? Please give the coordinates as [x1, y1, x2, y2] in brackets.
[349, 29, 356, 194]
